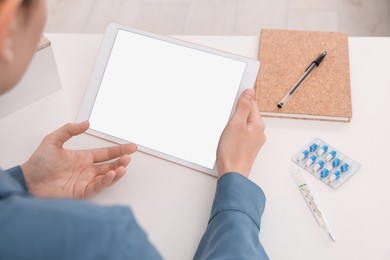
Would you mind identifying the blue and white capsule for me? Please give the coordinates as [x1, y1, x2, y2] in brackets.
[332, 157, 343, 167]
[340, 163, 350, 172]
[309, 142, 320, 152]
[328, 170, 341, 182]
[297, 150, 309, 161]
[320, 165, 333, 178]
[325, 150, 337, 162]
[313, 160, 325, 172]
[305, 155, 317, 167]
[317, 145, 329, 156]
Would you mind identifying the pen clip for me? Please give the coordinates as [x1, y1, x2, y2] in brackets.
[305, 62, 316, 72]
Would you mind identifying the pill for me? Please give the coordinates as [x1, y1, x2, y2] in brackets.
[328, 170, 341, 182]
[309, 142, 320, 152]
[317, 145, 329, 156]
[320, 165, 333, 178]
[340, 163, 350, 172]
[332, 157, 342, 167]
[313, 160, 325, 171]
[305, 155, 317, 167]
[325, 150, 337, 162]
[298, 150, 309, 161]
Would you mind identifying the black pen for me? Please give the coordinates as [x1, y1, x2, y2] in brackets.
[277, 51, 327, 109]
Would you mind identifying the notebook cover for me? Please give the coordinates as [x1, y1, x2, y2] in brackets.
[37, 35, 51, 52]
[254, 29, 352, 122]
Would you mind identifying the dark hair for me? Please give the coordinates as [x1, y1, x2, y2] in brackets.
[21, 0, 32, 8]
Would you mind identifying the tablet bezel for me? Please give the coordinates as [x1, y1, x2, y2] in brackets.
[77, 23, 260, 177]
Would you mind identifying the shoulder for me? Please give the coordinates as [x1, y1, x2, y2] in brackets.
[0, 195, 134, 259]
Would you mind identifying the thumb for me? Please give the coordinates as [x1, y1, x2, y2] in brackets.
[247, 100, 262, 125]
[45, 121, 90, 147]
[232, 89, 255, 123]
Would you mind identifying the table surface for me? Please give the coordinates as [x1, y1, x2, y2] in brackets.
[1, 34, 389, 260]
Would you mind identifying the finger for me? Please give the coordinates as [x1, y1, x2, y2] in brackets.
[232, 89, 255, 123]
[95, 155, 131, 175]
[45, 121, 90, 147]
[85, 167, 127, 197]
[85, 170, 116, 197]
[111, 167, 126, 185]
[91, 143, 137, 163]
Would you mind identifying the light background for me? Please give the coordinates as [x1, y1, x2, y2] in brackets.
[45, 0, 390, 36]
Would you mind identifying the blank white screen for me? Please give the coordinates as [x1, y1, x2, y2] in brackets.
[89, 30, 246, 169]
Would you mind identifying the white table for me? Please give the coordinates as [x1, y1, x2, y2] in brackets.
[1, 34, 389, 260]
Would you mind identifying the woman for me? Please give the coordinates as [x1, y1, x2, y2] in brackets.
[0, 0, 268, 259]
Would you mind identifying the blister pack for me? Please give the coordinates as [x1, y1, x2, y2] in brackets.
[292, 138, 361, 189]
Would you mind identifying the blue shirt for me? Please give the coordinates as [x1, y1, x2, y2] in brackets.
[0, 167, 268, 259]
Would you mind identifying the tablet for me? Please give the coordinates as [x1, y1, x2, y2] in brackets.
[78, 23, 260, 177]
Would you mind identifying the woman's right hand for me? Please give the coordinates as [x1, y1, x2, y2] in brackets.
[216, 89, 266, 178]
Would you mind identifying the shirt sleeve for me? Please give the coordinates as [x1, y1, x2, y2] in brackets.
[193, 172, 269, 260]
[0, 195, 162, 260]
[4, 166, 28, 191]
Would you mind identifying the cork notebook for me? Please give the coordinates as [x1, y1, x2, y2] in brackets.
[255, 29, 352, 122]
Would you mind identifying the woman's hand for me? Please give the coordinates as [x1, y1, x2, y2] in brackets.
[21, 121, 137, 199]
[216, 89, 266, 178]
